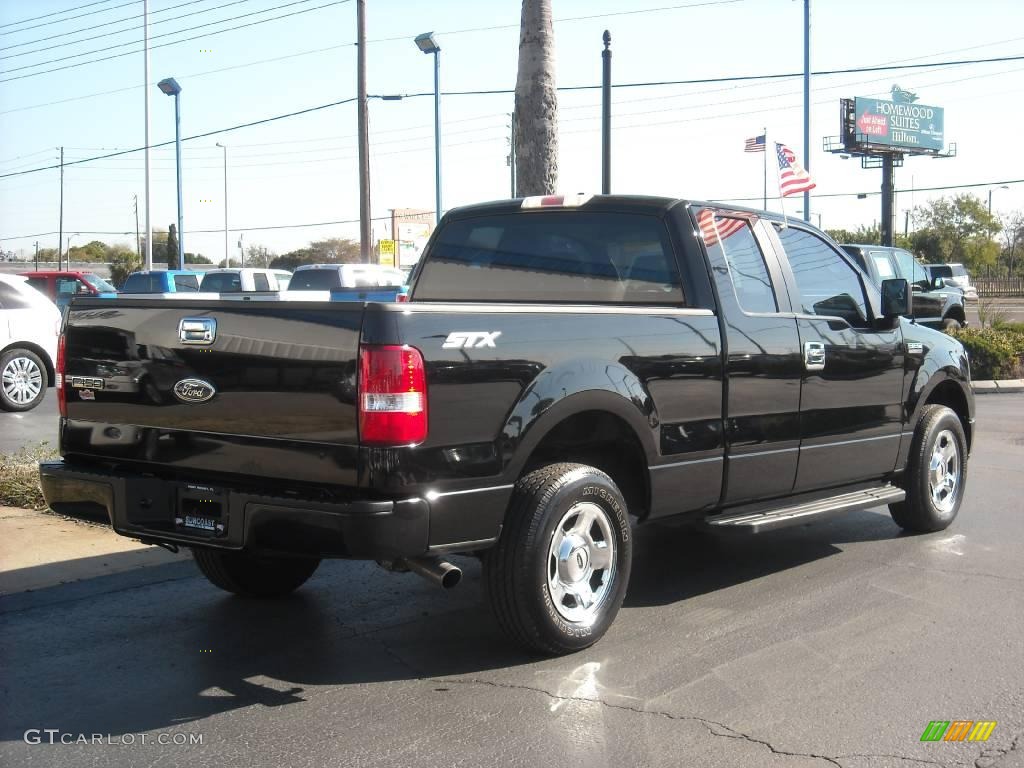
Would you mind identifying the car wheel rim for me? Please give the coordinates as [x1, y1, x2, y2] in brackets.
[546, 501, 617, 626]
[2, 356, 43, 405]
[928, 429, 959, 514]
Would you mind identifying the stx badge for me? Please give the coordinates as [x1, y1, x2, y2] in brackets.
[442, 331, 501, 349]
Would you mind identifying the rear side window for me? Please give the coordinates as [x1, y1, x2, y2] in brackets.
[25, 278, 49, 295]
[123, 273, 160, 292]
[290, 269, 340, 290]
[253, 273, 270, 291]
[200, 273, 242, 292]
[776, 226, 869, 326]
[414, 212, 684, 304]
[700, 214, 776, 314]
[173, 274, 199, 291]
[0, 282, 32, 309]
[929, 265, 953, 279]
[869, 253, 896, 280]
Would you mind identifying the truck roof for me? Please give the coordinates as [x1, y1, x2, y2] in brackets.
[443, 194, 793, 225]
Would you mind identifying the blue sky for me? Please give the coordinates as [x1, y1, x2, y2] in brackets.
[1, 0, 1022, 260]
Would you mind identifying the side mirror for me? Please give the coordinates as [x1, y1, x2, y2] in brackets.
[932, 276, 946, 289]
[881, 278, 911, 319]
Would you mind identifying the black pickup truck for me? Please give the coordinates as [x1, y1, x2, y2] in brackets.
[41, 195, 974, 655]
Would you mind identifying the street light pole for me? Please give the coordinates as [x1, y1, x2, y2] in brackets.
[143, 0, 153, 272]
[216, 143, 228, 267]
[415, 33, 442, 225]
[158, 77, 184, 268]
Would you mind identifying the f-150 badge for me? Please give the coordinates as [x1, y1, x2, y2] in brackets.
[442, 331, 501, 349]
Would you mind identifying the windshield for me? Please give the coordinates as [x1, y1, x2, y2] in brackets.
[83, 273, 117, 293]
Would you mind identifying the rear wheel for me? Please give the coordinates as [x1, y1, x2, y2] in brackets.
[890, 405, 967, 533]
[483, 463, 632, 655]
[0, 348, 47, 412]
[192, 548, 320, 598]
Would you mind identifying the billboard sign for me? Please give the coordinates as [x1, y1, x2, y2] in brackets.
[852, 96, 944, 152]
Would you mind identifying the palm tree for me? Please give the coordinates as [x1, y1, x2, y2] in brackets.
[514, 0, 558, 196]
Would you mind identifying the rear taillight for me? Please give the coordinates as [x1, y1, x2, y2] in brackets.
[56, 333, 67, 417]
[358, 345, 427, 446]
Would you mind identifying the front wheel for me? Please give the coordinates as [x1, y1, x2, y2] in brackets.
[483, 463, 632, 655]
[890, 405, 967, 533]
[192, 548, 320, 598]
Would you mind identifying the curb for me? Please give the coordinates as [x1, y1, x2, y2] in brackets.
[972, 379, 1024, 394]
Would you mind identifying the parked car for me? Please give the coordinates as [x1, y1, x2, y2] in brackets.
[288, 263, 405, 300]
[0, 274, 60, 411]
[198, 268, 289, 293]
[925, 262, 977, 300]
[840, 244, 968, 329]
[42, 195, 974, 655]
[121, 270, 201, 294]
[270, 269, 293, 290]
[20, 270, 118, 310]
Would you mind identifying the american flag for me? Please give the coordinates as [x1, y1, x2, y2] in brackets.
[744, 134, 766, 153]
[697, 209, 747, 247]
[776, 142, 815, 197]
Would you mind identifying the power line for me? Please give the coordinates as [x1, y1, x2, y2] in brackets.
[3, 53, 1023, 178]
[1, 0, 117, 29]
[0, 0, 139, 37]
[0, 0, 349, 84]
[1, 0, 333, 75]
[1, 0, 246, 58]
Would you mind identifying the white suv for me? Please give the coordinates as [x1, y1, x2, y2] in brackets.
[0, 274, 61, 411]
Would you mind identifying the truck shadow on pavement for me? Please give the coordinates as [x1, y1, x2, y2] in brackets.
[0, 508, 905, 744]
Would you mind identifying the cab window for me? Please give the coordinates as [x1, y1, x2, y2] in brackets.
[890, 249, 929, 287]
[869, 252, 897, 280]
[776, 226, 869, 327]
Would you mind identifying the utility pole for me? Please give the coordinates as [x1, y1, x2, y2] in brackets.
[34, 241, 39, 271]
[507, 114, 517, 198]
[57, 146, 64, 271]
[601, 30, 611, 195]
[802, 0, 811, 223]
[881, 155, 895, 247]
[356, 0, 371, 263]
[238, 232, 244, 268]
[143, 0, 153, 271]
[133, 195, 141, 258]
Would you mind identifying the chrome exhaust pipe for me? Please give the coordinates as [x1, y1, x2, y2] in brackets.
[400, 556, 462, 589]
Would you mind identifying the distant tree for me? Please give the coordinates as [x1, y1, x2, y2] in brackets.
[218, 258, 240, 268]
[514, 0, 559, 196]
[34, 247, 58, 264]
[108, 251, 142, 287]
[165, 224, 180, 270]
[185, 252, 212, 264]
[140, 228, 168, 261]
[911, 194, 1001, 272]
[309, 237, 360, 263]
[270, 249, 315, 271]
[1000, 210, 1023, 277]
[245, 243, 275, 268]
[67, 240, 108, 263]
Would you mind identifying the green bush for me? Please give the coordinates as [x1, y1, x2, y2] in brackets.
[0, 443, 57, 510]
[946, 326, 1024, 381]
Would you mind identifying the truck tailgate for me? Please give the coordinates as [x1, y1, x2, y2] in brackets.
[61, 300, 363, 483]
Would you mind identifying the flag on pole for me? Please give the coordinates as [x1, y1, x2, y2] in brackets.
[775, 142, 815, 197]
[744, 134, 766, 153]
[696, 209, 747, 247]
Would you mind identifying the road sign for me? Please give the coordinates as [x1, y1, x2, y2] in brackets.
[378, 239, 396, 267]
[852, 96, 944, 152]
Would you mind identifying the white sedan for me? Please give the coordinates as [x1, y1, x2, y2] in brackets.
[0, 273, 61, 411]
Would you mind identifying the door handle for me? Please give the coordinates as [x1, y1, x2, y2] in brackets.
[804, 341, 826, 371]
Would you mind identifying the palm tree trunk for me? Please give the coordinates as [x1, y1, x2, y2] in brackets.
[514, 0, 558, 196]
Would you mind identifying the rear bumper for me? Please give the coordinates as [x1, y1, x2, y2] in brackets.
[38, 460, 429, 559]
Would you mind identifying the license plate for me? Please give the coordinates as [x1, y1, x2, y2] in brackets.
[183, 515, 218, 532]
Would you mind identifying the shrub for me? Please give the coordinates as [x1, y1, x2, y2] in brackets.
[946, 326, 1024, 381]
[0, 443, 57, 510]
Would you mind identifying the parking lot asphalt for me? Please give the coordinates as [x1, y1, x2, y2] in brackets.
[0, 395, 58, 454]
[1, 395, 1021, 767]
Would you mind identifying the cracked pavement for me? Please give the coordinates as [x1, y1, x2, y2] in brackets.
[1, 395, 1022, 767]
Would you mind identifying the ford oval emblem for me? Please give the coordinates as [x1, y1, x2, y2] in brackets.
[173, 378, 216, 404]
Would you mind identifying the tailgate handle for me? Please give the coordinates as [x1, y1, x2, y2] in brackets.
[178, 317, 217, 345]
